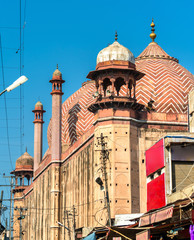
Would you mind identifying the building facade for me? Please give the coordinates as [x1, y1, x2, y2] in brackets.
[12, 21, 194, 239]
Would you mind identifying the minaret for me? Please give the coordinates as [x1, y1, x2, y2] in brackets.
[32, 101, 45, 174]
[49, 65, 64, 240]
[50, 65, 65, 161]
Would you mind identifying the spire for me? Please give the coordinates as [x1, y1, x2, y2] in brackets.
[115, 31, 118, 41]
[56, 63, 58, 69]
[150, 18, 156, 42]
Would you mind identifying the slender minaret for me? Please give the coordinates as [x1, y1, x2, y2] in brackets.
[50, 65, 64, 161]
[50, 65, 64, 240]
[32, 101, 45, 173]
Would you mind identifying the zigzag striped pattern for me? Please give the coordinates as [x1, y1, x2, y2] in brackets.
[135, 58, 194, 113]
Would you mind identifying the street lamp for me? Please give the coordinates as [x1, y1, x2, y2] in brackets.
[0, 75, 28, 96]
[57, 222, 72, 232]
[58, 222, 73, 240]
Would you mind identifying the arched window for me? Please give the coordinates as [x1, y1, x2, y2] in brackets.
[114, 77, 125, 96]
[24, 175, 30, 186]
[128, 80, 133, 98]
[102, 78, 111, 97]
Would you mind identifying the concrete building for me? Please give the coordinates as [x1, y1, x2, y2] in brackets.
[11, 21, 194, 239]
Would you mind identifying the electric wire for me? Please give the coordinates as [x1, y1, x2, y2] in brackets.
[19, 0, 23, 159]
[0, 27, 20, 29]
[0, 34, 14, 170]
[6, 198, 105, 212]
[94, 207, 133, 240]
[22, 0, 27, 153]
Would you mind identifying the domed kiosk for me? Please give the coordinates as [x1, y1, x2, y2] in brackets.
[11, 151, 33, 188]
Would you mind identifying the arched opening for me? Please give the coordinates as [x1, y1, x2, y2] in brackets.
[19, 177, 23, 186]
[128, 80, 133, 98]
[102, 78, 111, 97]
[24, 175, 30, 186]
[114, 77, 125, 96]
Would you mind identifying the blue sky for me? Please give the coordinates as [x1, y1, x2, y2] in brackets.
[0, 0, 194, 224]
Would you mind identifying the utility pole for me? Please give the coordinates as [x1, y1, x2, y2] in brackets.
[72, 205, 77, 240]
[2, 174, 15, 240]
[0, 190, 3, 233]
[15, 207, 26, 240]
[97, 133, 111, 226]
[9, 176, 14, 240]
[5, 218, 8, 237]
[65, 210, 71, 240]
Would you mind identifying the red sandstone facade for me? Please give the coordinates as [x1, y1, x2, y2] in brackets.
[12, 24, 194, 240]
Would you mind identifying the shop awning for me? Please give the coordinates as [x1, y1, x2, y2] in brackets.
[83, 232, 96, 240]
[139, 206, 174, 227]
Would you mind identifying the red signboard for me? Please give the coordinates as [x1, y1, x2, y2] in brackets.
[139, 206, 173, 227]
[146, 138, 164, 176]
[147, 174, 166, 211]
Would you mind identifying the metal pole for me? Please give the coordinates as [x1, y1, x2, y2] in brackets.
[9, 176, 14, 240]
[72, 206, 76, 240]
[63, 210, 66, 240]
[0, 191, 3, 233]
[100, 133, 111, 226]
[19, 208, 22, 240]
[0, 89, 7, 96]
[66, 211, 71, 240]
[5, 218, 7, 237]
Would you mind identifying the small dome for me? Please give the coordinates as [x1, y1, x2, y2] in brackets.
[52, 65, 62, 80]
[15, 152, 33, 171]
[97, 41, 135, 65]
[35, 101, 43, 107]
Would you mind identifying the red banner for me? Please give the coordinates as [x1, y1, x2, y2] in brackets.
[139, 206, 173, 227]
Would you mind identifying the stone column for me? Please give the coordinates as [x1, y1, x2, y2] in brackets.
[133, 83, 136, 99]
[98, 79, 103, 96]
[110, 77, 115, 95]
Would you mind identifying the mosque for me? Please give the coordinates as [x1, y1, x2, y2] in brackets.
[11, 20, 194, 239]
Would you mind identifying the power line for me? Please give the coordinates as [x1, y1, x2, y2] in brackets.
[19, 0, 23, 159]
[0, 34, 14, 170]
[0, 27, 20, 29]
[4, 198, 105, 211]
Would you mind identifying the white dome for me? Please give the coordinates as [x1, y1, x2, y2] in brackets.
[97, 41, 135, 64]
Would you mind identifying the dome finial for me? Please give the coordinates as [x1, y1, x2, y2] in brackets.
[56, 64, 58, 69]
[115, 31, 118, 41]
[150, 18, 156, 42]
